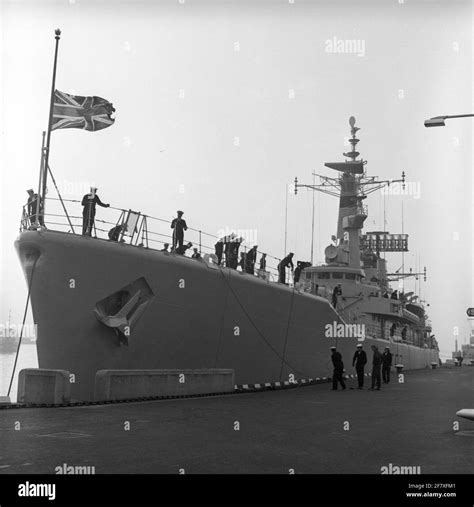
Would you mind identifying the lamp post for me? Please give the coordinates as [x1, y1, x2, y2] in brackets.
[424, 113, 474, 127]
[425, 112, 474, 428]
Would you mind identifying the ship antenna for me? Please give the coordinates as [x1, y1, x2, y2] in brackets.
[343, 116, 361, 162]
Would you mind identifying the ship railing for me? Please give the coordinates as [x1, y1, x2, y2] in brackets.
[20, 198, 291, 283]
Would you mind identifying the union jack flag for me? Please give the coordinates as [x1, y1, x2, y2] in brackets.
[51, 90, 115, 132]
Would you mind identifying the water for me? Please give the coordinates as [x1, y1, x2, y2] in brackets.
[0, 344, 38, 401]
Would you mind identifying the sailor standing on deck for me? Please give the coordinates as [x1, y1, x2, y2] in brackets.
[330, 346, 346, 391]
[332, 284, 342, 309]
[214, 237, 225, 266]
[245, 245, 258, 274]
[277, 253, 294, 284]
[352, 343, 367, 389]
[369, 345, 382, 390]
[26, 189, 45, 228]
[81, 187, 110, 236]
[171, 210, 188, 251]
[382, 346, 393, 383]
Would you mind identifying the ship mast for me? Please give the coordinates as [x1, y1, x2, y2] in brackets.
[295, 116, 405, 269]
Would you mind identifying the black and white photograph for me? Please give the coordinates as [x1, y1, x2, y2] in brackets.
[0, 0, 473, 505]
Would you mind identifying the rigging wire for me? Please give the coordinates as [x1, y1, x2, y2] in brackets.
[7, 257, 38, 398]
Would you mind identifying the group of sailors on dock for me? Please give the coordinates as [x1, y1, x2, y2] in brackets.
[330, 343, 393, 391]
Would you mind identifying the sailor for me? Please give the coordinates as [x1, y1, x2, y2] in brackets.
[259, 253, 267, 271]
[390, 290, 398, 300]
[332, 284, 342, 309]
[214, 237, 225, 265]
[245, 245, 258, 274]
[81, 187, 110, 236]
[171, 210, 188, 251]
[26, 189, 44, 227]
[294, 262, 303, 283]
[330, 346, 346, 391]
[277, 253, 294, 284]
[294, 261, 311, 284]
[382, 346, 393, 383]
[228, 236, 242, 269]
[160, 243, 170, 252]
[369, 345, 382, 390]
[238, 252, 246, 271]
[224, 233, 235, 267]
[108, 224, 125, 242]
[175, 241, 193, 255]
[191, 248, 201, 260]
[352, 343, 367, 389]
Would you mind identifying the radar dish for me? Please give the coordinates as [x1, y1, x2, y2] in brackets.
[325, 244, 338, 260]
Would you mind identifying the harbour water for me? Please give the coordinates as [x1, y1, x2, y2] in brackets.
[0, 344, 38, 401]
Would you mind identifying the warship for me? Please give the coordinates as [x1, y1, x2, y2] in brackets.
[15, 116, 438, 401]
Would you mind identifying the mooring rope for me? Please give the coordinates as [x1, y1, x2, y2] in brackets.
[219, 269, 308, 378]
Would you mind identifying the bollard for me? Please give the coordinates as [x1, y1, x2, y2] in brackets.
[430, 362, 438, 370]
[395, 364, 404, 374]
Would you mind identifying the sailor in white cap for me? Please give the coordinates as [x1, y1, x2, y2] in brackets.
[352, 343, 367, 389]
[330, 346, 346, 391]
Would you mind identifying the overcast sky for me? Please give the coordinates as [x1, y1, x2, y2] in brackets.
[1, 0, 472, 359]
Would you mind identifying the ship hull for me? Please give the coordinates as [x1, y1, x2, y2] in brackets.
[15, 231, 439, 401]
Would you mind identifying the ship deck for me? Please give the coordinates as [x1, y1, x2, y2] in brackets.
[1, 365, 472, 474]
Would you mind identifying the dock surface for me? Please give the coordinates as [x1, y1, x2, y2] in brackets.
[1, 366, 473, 474]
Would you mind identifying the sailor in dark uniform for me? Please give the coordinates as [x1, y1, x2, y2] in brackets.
[331, 346, 346, 390]
[369, 345, 382, 390]
[332, 284, 342, 308]
[224, 234, 235, 267]
[81, 187, 110, 236]
[277, 253, 294, 284]
[228, 237, 242, 269]
[26, 189, 44, 227]
[245, 245, 258, 274]
[171, 210, 188, 251]
[214, 237, 225, 265]
[352, 343, 367, 389]
[382, 346, 393, 383]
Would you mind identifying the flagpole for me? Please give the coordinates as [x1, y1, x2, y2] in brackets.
[41, 28, 61, 208]
[35, 131, 46, 227]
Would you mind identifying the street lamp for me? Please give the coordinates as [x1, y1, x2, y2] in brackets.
[424, 113, 474, 127]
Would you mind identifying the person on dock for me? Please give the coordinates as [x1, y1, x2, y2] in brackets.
[382, 346, 393, 383]
[26, 189, 45, 228]
[277, 253, 294, 284]
[81, 187, 110, 236]
[352, 343, 367, 389]
[330, 346, 346, 390]
[369, 345, 382, 390]
[171, 210, 188, 251]
[245, 245, 258, 274]
[332, 284, 342, 308]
